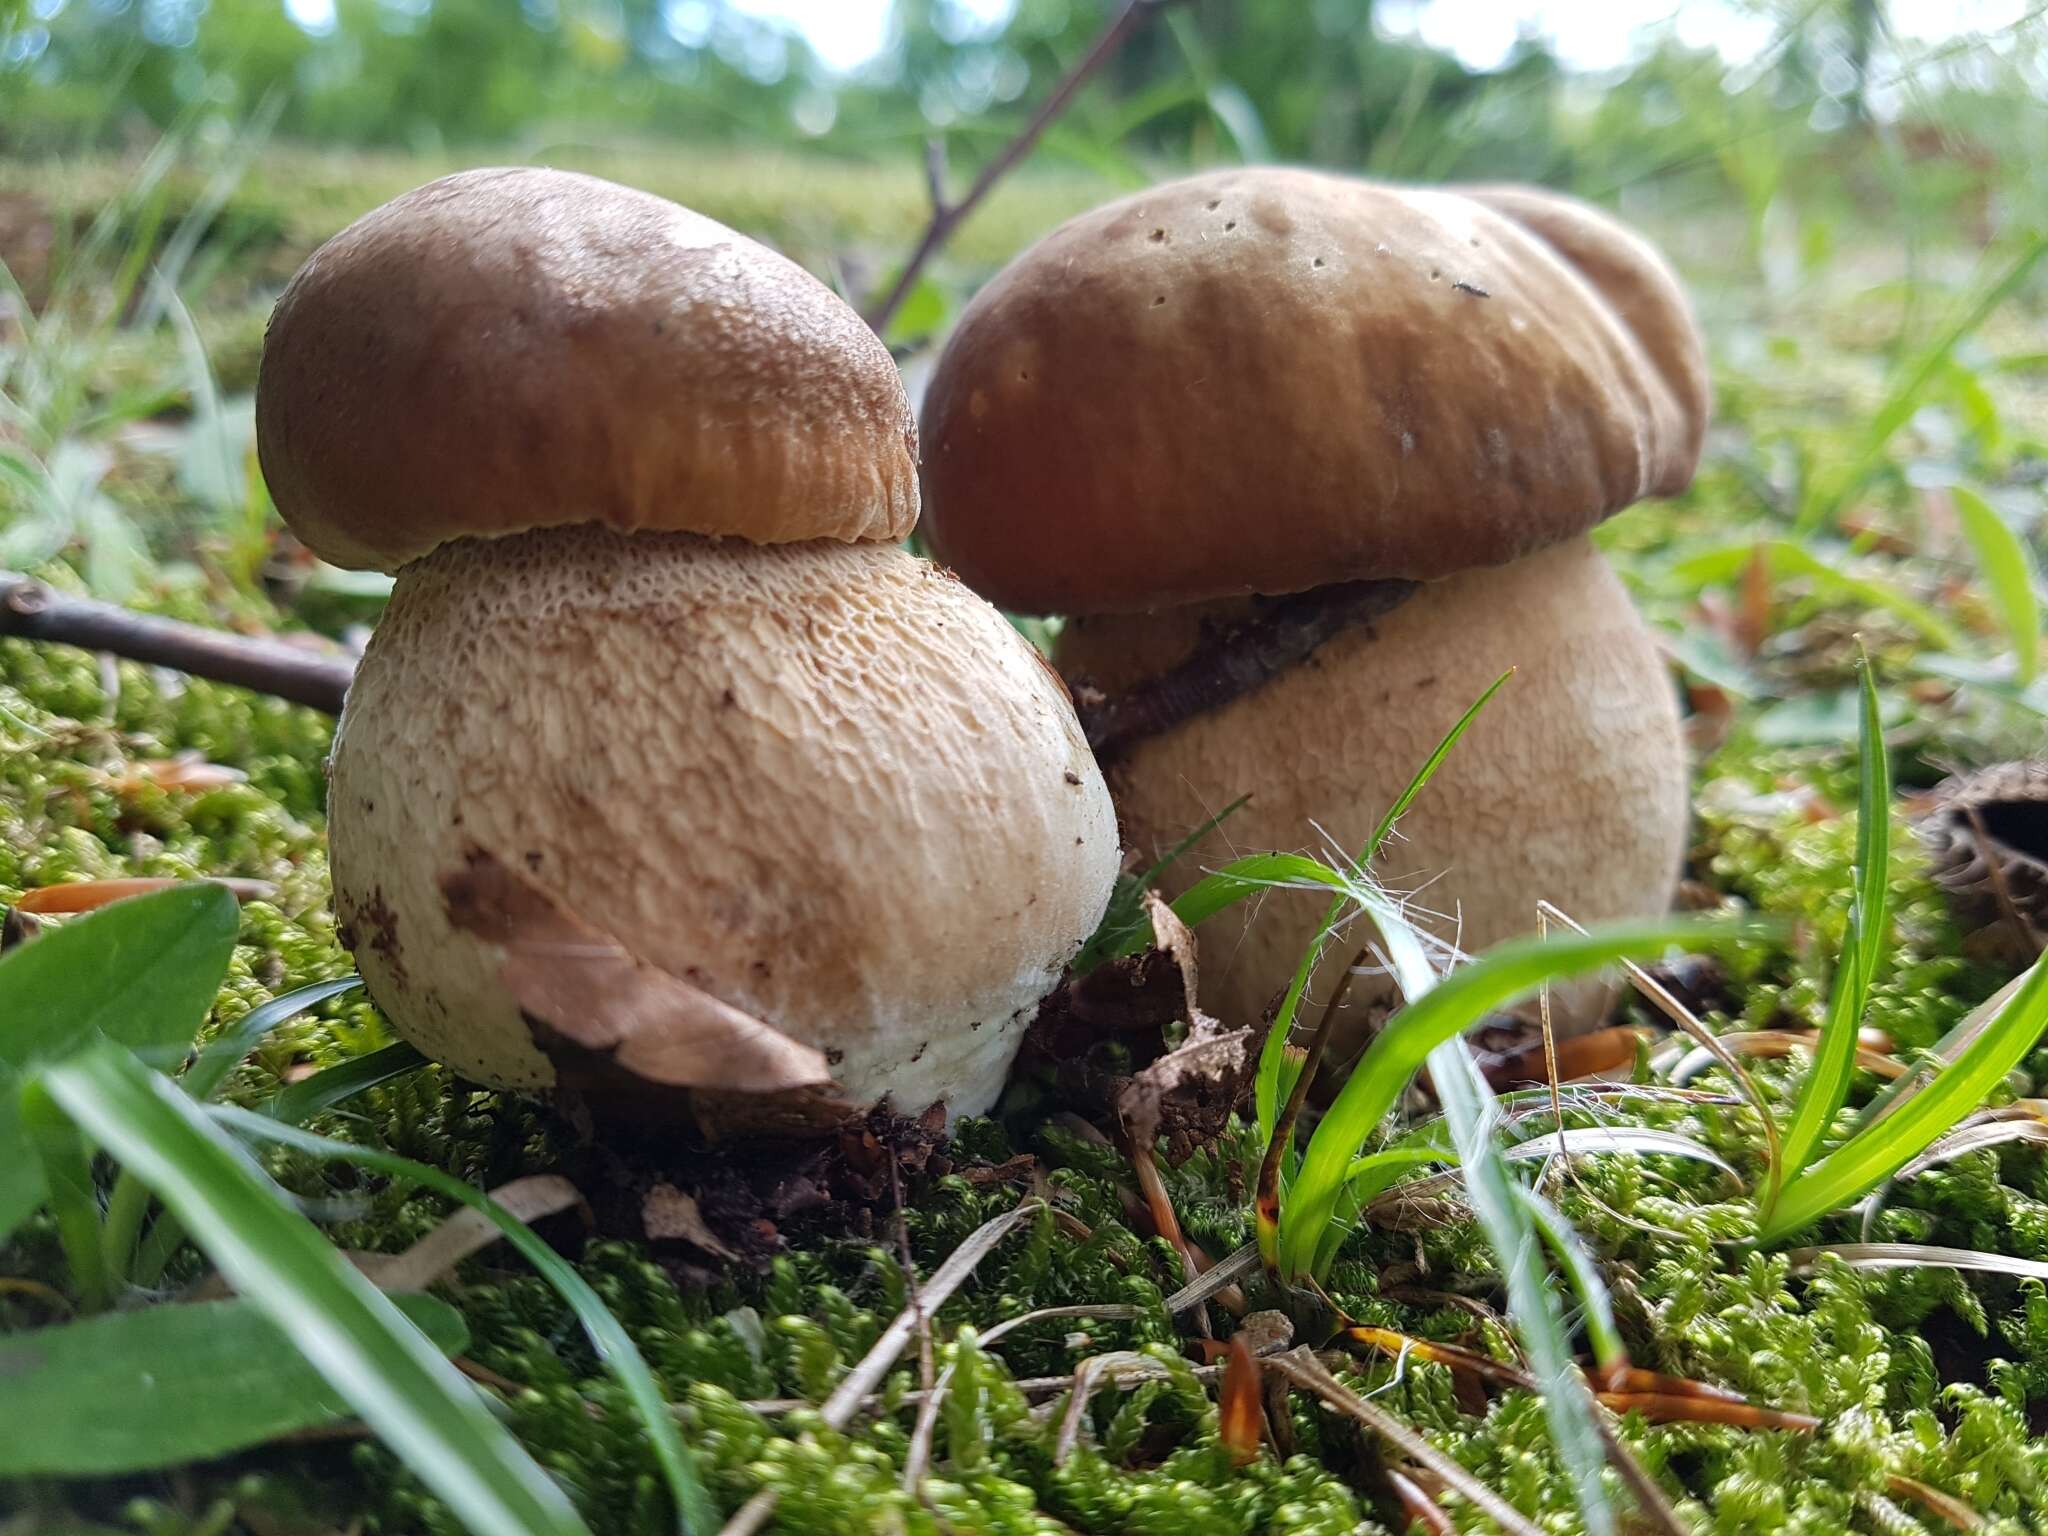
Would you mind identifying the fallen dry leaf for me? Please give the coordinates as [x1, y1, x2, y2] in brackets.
[1116, 893, 1250, 1164]
[642, 1182, 740, 1260]
[357, 1174, 585, 1290]
[440, 850, 832, 1094]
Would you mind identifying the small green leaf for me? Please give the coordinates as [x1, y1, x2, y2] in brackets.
[37, 1043, 591, 1536]
[0, 883, 240, 1070]
[0, 1293, 468, 1475]
[0, 884, 239, 1247]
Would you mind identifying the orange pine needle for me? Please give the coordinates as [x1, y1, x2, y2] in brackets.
[1595, 1391, 1819, 1432]
[14, 876, 275, 914]
[1218, 1334, 1263, 1467]
[1480, 1025, 1646, 1088]
[1387, 1468, 1455, 1534]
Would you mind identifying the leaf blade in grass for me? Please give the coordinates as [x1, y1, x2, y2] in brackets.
[1773, 655, 1888, 1200]
[0, 883, 239, 1246]
[1763, 952, 2048, 1242]
[1332, 881, 1616, 1536]
[266, 1041, 430, 1125]
[1952, 486, 2042, 684]
[1250, 673, 1512, 1142]
[209, 1104, 715, 1536]
[184, 975, 365, 1103]
[0, 1293, 468, 1475]
[37, 1042, 592, 1536]
[1281, 916, 1762, 1278]
[1798, 235, 2048, 531]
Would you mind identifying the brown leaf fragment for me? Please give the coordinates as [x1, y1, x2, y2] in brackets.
[642, 1182, 741, 1261]
[1115, 893, 1250, 1164]
[440, 849, 832, 1094]
[358, 1175, 585, 1290]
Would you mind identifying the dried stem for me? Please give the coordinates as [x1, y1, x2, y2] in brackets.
[1074, 579, 1418, 760]
[862, 0, 1182, 334]
[0, 570, 354, 714]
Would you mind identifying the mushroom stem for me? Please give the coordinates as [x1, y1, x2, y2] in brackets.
[0, 570, 354, 713]
[1071, 576, 1417, 760]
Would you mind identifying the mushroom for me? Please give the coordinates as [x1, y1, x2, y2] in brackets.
[256, 167, 1118, 1126]
[916, 167, 1709, 1041]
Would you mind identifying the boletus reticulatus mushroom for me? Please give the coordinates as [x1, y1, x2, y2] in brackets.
[257, 168, 1117, 1129]
[918, 167, 1710, 1042]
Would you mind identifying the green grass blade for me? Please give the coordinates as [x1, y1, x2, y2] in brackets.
[1763, 952, 2048, 1242]
[1432, 1038, 1614, 1536]
[184, 977, 365, 1103]
[1343, 1143, 1455, 1196]
[1798, 235, 2048, 531]
[1326, 880, 1615, 1535]
[1073, 795, 1248, 973]
[1357, 669, 1514, 875]
[1251, 676, 1513, 1142]
[211, 1104, 715, 1536]
[1851, 652, 1892, 994]
[1952, 486, 2042, 685]
[266, 1042, 430, 1125]
[1774, 653, 1890, 1194]
[19, 1080, 110, 1312]
[1280, 916, 1761, 1279]
[38, 1043, 592, 1536]
[1515, 1184, 1625, 1371]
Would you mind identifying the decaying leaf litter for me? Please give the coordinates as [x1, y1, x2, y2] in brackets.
[9, 112, 2048, 1536]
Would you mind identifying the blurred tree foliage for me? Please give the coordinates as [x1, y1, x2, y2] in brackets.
[1, 0, 2038, 246]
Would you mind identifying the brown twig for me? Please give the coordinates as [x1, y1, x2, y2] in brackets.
[862, 0, 1183, 334]
[0, 570, 354, 714]
[1073, 579, 1418, 759]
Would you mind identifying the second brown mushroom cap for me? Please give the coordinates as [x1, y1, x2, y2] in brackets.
[918, 166, 1713, 1045]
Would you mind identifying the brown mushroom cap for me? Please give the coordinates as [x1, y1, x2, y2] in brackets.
[257, 167, 918, 572]
[918, 168, 1709, 615]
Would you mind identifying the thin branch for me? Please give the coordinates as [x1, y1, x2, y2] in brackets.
[862, 0, 1181, 333]
[1073, 579, 1418, 760]
[0, 571, 353, 714]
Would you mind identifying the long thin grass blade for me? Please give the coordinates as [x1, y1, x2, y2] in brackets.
[1799, 234, 2048, 531]
[183, 976, 364, 1103]
[1320, 883, 1617, 1536]
[1282, 916, 1762, 1274]
[1775, 654, 1889, 1200]
[1787, 1243, 2048, 1281]
[1952, 486, 2042, 685]
[210, 1106, 712, 1536]
[1514, 1185, 1624, 1370]
[41, 1044, 591, 1536]
[1764, 952, 2048, 1241]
